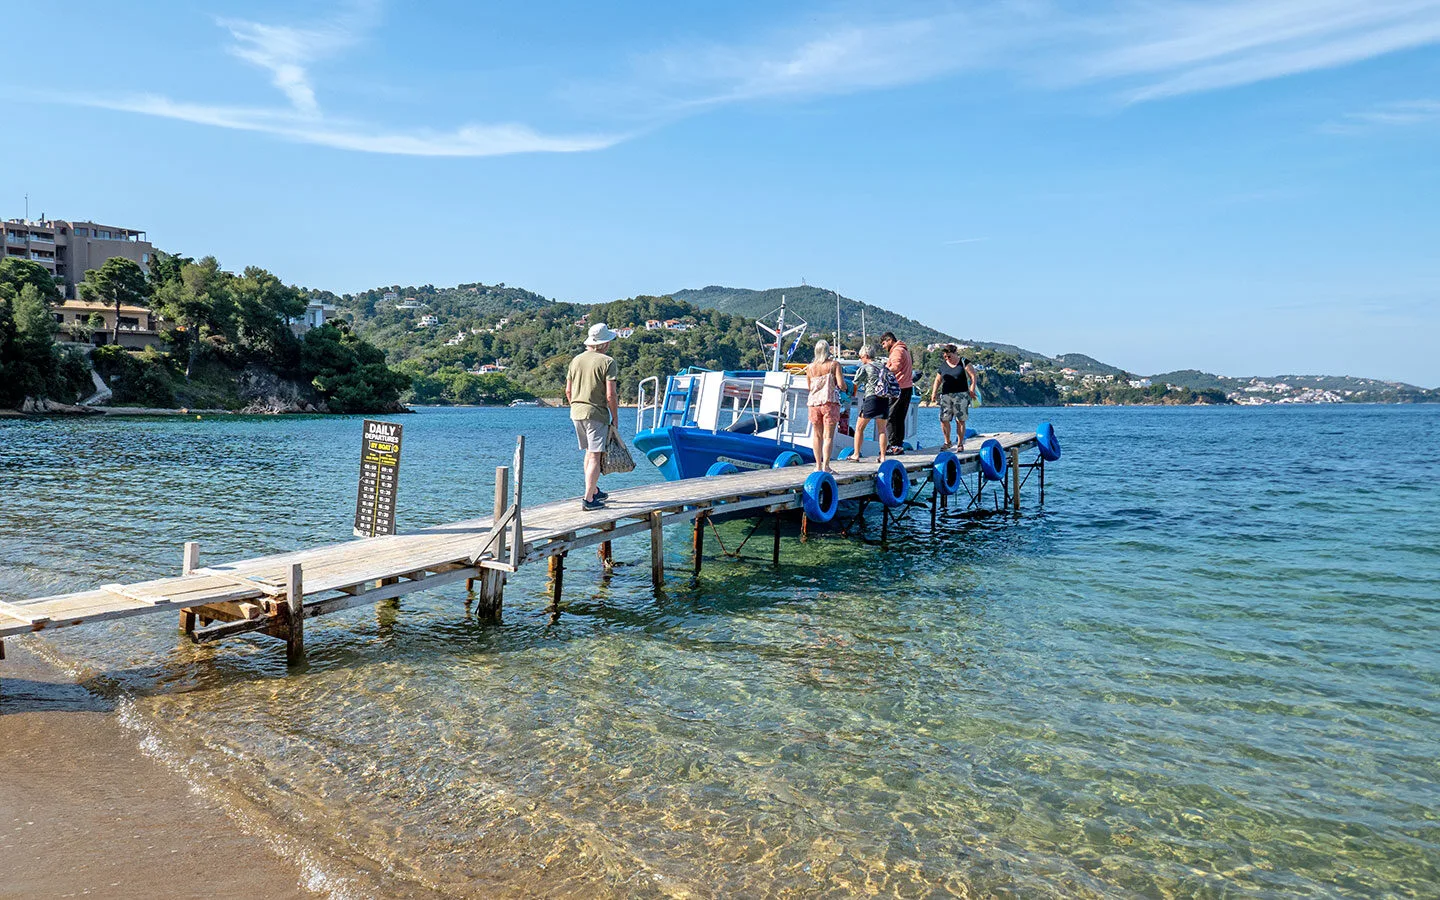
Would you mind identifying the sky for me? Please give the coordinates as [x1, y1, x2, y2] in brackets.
[4, 0, 1438, 386]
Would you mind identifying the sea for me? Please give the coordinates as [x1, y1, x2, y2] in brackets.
[1, 404, 1437, 898]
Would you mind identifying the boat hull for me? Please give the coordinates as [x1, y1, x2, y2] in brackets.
[634, 426, 815, 481]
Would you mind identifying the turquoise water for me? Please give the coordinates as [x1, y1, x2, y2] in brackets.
[2, 406, 1438, 897]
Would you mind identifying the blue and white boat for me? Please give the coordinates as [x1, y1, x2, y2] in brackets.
[632, 299, 919, 481]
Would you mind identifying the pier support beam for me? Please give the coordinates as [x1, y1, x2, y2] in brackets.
[179, 541, 200, 636]
[548, 554, 565, 613]
[598, 523, 615, 573]
[285, 562, 304, 665]
[692, 512, 706, 575]
[649, 511, 665, 589]
[1009, 449, 1022, 512]
[772, 515, 781, 566]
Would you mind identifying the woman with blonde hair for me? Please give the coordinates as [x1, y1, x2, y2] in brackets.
[804, 339, 846, 473]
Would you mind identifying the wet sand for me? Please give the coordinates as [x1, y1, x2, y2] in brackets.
[0, 641, 311, 900]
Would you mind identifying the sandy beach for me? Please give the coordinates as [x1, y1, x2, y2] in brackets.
[0, 640, 311, 900]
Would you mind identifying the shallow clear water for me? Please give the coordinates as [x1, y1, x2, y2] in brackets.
[2, 405, 1438, 898]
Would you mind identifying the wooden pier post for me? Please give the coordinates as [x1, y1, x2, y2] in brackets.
[692, 512, 706, 575]
[881, 507, 890, 545]
[285, 562, 304, 664]
[179, 541, 200, 635]
[548, 554, 565, 612]
[930, 489, 938, 531]
[772, 514, 781, 566]
[649, 511, 665, 589]
[1009, 449, 1022, 512]
[598, 523, 614, 573]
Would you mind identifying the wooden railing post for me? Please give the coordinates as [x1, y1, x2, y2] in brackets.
[478, 465, 509, 621]
[179, 542, 200, 635]
[510, 435, 525, 569]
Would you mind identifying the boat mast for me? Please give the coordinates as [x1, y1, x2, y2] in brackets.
[773, 295, 786, 371]
[834, 289, 841, 354]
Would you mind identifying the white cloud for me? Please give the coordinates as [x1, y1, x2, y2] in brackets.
[219, 0, 377, 114]
[633, 0, 1440, 108]
[74, 93, 621, 157]
[55, 1, 619, 158]
[1323, 98, 1440, 133]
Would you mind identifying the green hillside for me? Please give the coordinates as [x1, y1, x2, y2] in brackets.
[671, 285, 1051, 361]
[1055, 353, 1129, 377]
[331, 278, 1437, 409]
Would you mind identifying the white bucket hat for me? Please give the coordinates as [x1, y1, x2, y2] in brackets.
[585, 322, 619, 346]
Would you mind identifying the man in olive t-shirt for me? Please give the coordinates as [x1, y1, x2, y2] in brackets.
[566, 323, 620, 509]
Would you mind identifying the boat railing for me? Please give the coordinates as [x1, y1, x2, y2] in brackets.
[636, 376, 660, 433]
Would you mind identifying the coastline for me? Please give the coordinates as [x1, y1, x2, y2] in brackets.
[0, 641, 312, 900]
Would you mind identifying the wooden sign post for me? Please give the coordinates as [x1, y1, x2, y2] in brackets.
[354, 419, 403, 537]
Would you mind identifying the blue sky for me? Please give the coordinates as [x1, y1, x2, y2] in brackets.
[5, 0, 1438, 385]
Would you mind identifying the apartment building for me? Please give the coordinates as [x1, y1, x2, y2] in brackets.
[1, 217, 154, 298]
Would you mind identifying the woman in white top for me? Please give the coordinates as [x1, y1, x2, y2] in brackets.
[804, 339, 847, 473]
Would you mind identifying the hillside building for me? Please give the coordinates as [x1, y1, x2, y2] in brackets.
[2, 217, 153, 299]
[51, 299, 162, 349]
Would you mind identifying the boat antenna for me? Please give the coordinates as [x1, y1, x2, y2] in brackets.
[834, 289, 841, 354]
[775, 296, 786, 371]
[755, 294, 808, 372]
[861, 308, 867, 348]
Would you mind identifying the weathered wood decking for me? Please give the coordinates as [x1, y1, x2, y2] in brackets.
[0, 432, 1042, 658]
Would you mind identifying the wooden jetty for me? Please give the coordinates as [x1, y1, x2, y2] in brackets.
[0, 431, 1046, 666]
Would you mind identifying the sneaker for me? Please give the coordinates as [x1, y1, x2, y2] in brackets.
[581, 497, 606, 511]
[593, 488, 609, 501]
[889, 446, 906, 455]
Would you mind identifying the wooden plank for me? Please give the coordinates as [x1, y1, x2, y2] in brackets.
[195, 570, 285, 597]
[0, 599, 49, 625]
[101, 584, 175, 606]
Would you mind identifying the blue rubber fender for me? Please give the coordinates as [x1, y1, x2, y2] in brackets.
[772, 450, 804, 468]
[706, 461, 739, 477]
[1036, 421, 1061, 461]
[836, 446, 855, 460]
[801, 471, 840, 523]
[979, 439, 1007, 483]
[932, 451, 962, 496]
[875, 459, 910, 508]
[965, 427, 978, 440]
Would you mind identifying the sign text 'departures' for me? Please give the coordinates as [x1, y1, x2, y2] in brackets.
[354, 419, 402, 537]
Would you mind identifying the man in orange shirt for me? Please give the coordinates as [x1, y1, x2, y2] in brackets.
[879, 331, 913, 453]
